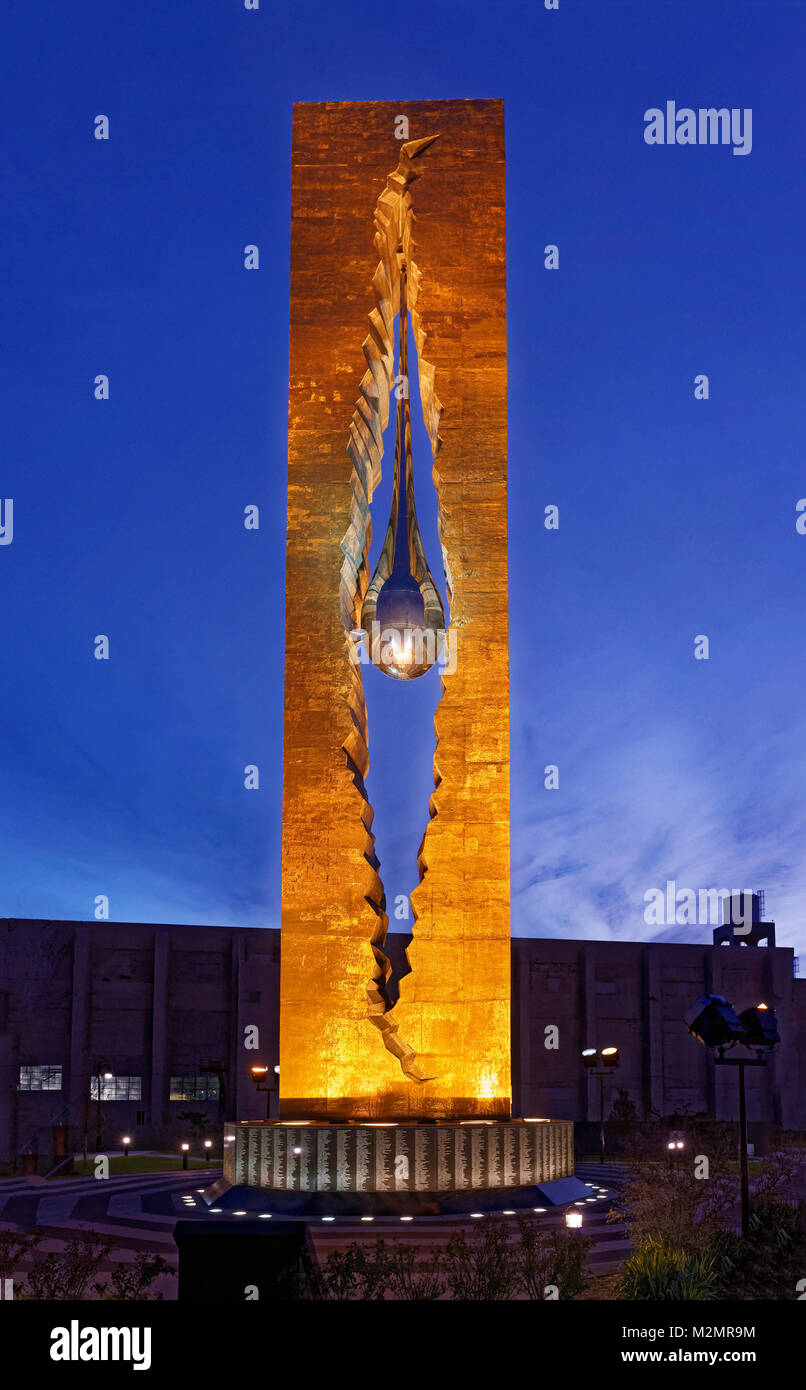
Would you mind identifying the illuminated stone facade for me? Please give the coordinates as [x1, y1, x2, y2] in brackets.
[281, 100, 510, 1119]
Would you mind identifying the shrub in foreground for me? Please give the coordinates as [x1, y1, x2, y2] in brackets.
[617, 1235, 717, 1301]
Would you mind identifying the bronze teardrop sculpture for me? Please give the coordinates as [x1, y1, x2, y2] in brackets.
[361, 253, 445, 680]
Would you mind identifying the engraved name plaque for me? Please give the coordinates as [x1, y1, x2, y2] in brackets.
[224, 1120, 573, 1194]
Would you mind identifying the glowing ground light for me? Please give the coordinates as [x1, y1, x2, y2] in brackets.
[534, 1207, 546, 1212]
[209, 1208, 222, 1213]
[470, 1213, 484, 1219]
[258, 1213, 272, 1220]
[361, 1216, 374, 1222]
[566, 1212, 583, 1229]
[233, 1210, 247, 1216]
[322, 1216, 335, 1222]
[400, 1216, 413, 1222]
[503, 1210, 515, 1215]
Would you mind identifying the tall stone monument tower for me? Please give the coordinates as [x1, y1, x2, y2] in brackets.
[225, 101, 573, 1201]
[281, 99, 510, 1120]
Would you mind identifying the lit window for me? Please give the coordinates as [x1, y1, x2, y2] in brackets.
[89, 1076, 142, 1101]
[19, 1065, 62, 1092]
[169, 1076, 221, 1102]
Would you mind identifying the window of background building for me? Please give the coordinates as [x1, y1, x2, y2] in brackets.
[169, 1075, 221, 1101]
[18, 1065, 62, 1091]
[89, 1076, 142, 1101]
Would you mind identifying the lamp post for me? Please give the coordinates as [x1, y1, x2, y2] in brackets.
[666, 1132, 685, 1173]
[249, 1063, 278, 1120]
[581, 1046, 620, 1164]
[713, 1053, 766, 1237]
[204, 1139, 212, 1162]
[122, 1135, 131, 1159]
[91, 1064, 112, 1153]
[684, 995, 779, 1237]
[181, 1141, 190, 1171]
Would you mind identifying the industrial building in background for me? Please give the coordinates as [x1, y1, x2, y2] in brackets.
[1, 896, 803, 1170]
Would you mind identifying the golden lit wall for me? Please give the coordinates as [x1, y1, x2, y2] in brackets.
[281, 100, 510, 1118]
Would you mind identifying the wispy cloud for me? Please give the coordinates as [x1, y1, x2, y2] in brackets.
[512, 669, 806, 955]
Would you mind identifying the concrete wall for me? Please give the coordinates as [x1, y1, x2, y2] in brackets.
[0, 919, 279, 1164]
[0, 919, 803, 1166]
[512, 937, 805, 1130]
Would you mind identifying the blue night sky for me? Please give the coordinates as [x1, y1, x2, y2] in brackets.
[2, 1, 805, 957]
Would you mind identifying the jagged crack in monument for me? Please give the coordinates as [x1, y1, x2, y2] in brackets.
[223, 100, 575, 1205]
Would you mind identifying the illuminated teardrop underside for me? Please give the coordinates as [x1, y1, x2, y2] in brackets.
[360, 251, 445, 680]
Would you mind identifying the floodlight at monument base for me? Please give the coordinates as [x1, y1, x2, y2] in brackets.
[684, 993, 781, 1050]
[738, 1003, 781, 1048]
[683, 993, 746, 1047]
[683, 994, 781, 1239]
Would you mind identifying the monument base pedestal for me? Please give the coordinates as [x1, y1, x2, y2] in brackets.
[204, 1174, 591, 1218]
[221, 1118, 574, 1207]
